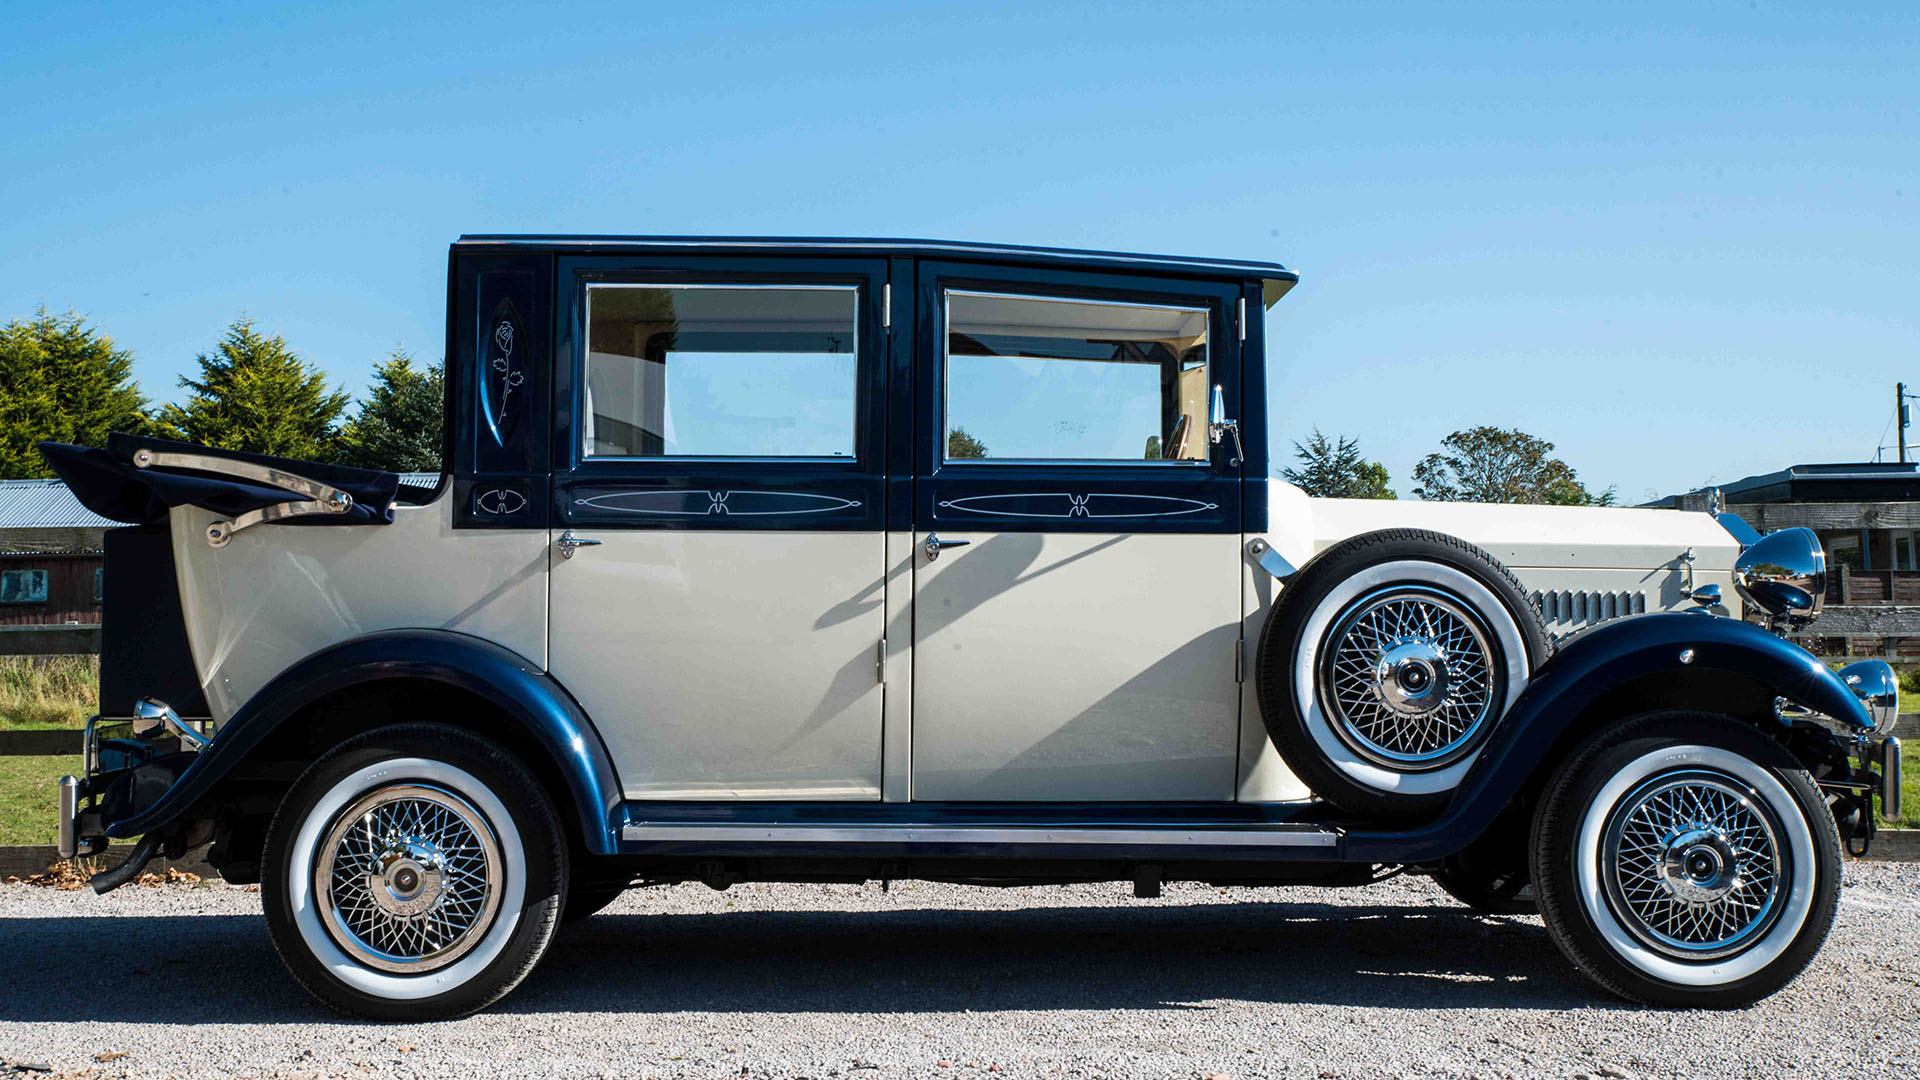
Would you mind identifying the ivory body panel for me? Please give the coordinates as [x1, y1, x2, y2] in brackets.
[910, 531, 1243, 801]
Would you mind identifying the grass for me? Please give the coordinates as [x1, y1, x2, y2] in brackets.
[0, 755, 77, 847]
[0, 655, 97, 730]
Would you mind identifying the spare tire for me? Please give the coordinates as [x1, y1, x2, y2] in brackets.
[1254, 529, 1553, 822]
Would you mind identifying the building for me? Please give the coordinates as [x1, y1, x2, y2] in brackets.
[1653, 461, 1920, 658]
[0, 478, 117, 626]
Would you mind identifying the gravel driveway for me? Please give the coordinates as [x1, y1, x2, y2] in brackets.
[2, 864, 1917, 1080]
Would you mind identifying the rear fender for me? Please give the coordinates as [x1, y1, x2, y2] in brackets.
[101, 630, 624, 854]
[1345, 613, 1868, 862]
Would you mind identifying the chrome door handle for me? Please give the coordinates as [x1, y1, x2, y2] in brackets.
[557, 530, 602, 559]
[923, 533, 971, 562]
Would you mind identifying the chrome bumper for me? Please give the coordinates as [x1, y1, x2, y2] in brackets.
[56, 775, 78, 859]
[1886, 737, 1903, 822]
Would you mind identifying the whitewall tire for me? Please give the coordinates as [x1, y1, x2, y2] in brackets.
[1255, 530, 1552, 821]
[1531, 711, 1841, 1008]
[261, 724, 567, 1020]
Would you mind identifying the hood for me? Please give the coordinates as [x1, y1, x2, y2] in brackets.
[1266, 480, 1740, 571]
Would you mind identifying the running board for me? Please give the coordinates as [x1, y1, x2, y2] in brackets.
[617, 813, 1344, 861]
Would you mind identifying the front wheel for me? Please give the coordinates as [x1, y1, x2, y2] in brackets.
[1531, 711, 1841, 1008]
[261, 724, 567, 1020]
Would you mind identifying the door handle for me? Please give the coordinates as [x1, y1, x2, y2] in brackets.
[557, 530, 602, 559]
[923, 533, 971, 562]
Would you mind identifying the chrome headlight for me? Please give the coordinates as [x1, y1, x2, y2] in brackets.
[1733, 527, 1826, 628]
[1838, 659, 1900, 736]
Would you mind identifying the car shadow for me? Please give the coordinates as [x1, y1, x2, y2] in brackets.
[0, 894, 1624, 1023]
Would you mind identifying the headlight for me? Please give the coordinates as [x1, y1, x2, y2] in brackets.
[1837, 659, 1900, 737]
[1733, 527, 1826, 628]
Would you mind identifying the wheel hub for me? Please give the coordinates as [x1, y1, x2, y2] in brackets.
[366, 836, 447, 917]
[1372, 639, 1450, 715]
[1318, 585, 1502, 770]
[1659, 826, 1742, 904]
[315, 783, 504, 973]
[1600, 769, 1788, 960]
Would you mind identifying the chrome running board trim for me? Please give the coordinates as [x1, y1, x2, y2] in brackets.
[620, 823, 1341, 848]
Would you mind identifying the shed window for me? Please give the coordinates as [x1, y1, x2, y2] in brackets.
[0, 569, 49, 605]
[93, 567, 105, 605]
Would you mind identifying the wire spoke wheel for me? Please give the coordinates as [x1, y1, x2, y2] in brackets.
[1317, 585, 1502, 770]
[1600, 768, 1788, 962]
[316, 783, 505, 974]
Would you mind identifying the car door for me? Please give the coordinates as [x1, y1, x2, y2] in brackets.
[909, 261, 1247, 801]
[548, 255, 890, 799]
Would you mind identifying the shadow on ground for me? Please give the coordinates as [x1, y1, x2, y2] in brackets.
[0, 896, 1613, 1024]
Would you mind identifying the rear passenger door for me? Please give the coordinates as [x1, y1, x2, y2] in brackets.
[548, 256, 890, 800]
[908, 262, 1247, 801]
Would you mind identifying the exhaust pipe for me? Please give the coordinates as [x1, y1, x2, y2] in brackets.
[89, 833, 161, 895]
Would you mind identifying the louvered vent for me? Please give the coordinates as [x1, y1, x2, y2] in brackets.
[1531, 589, 1647, 636]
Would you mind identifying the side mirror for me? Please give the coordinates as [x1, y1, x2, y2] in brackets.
[1207, 384, 1243, 467]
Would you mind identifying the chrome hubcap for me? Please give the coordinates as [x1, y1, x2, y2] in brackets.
[1319, 586, 1501, 769]
[316, 784, 504, 974]
[1602, 770, 1787, 960]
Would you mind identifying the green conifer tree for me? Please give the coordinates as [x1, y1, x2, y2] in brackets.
[335, 350, 445, 472]
[0, 308, 149, 478]
[155, 317, 349, 460]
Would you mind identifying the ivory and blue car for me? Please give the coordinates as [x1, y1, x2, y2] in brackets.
[42, 236, 1902, 1019]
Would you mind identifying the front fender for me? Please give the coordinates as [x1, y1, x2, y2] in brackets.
[103, 630, 625, 854]
[1345, 612, 1867, 862]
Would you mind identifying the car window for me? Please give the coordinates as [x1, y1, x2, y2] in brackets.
[582, 284, 858, 459]
[943, 290, 1209, 463]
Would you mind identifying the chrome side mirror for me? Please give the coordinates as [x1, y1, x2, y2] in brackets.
[1837, 659, 1900, 736]
[1208, 384, 1243, 467]
[1733, 527, 1826, 630]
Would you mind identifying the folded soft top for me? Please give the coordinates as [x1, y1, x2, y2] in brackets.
[38, 433, 401, 529]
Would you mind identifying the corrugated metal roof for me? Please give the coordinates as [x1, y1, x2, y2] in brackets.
[0, 479, 117, 531]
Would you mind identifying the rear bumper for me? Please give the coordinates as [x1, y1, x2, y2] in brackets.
[52, 712, 206, 862]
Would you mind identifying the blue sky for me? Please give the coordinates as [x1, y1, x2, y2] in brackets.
[1, 1, 1914, 502]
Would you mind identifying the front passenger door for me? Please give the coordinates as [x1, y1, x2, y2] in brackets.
[909, 262, 1246, 801]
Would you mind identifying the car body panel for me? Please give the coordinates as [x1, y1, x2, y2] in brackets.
[910, 531, 1244, 801]
[552, 528, 888, 800]
[171, 496, 548, 726]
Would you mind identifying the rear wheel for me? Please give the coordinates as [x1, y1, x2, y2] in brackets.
[261, 724, 567, 1020]
[1531, 711, 1841, 1008]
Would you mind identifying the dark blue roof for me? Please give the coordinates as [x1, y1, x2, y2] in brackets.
[456, 234, 1297, 283]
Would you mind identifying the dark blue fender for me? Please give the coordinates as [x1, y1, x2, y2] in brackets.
[1346, 612, 1870, 863]
[103, 630, 625, 854]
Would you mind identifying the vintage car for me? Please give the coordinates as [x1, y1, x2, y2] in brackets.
[42, 236, 1902, 1020]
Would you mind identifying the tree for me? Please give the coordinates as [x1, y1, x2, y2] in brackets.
[155, 318, 349, 461]
[946, 427, 988, 459]
[1281, 428, 1396, 499]
[1411, 425, 1614, 505]
[335, 350, 444, 472]
[0, 308, 149, 478]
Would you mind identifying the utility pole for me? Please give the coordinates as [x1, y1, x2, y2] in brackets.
[1903, 381, 1911, 464]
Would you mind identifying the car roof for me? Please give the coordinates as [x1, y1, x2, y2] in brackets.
[455, 234, 1298, 292]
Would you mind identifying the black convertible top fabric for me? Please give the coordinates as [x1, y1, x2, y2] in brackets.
[38, 433, 400, 528]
